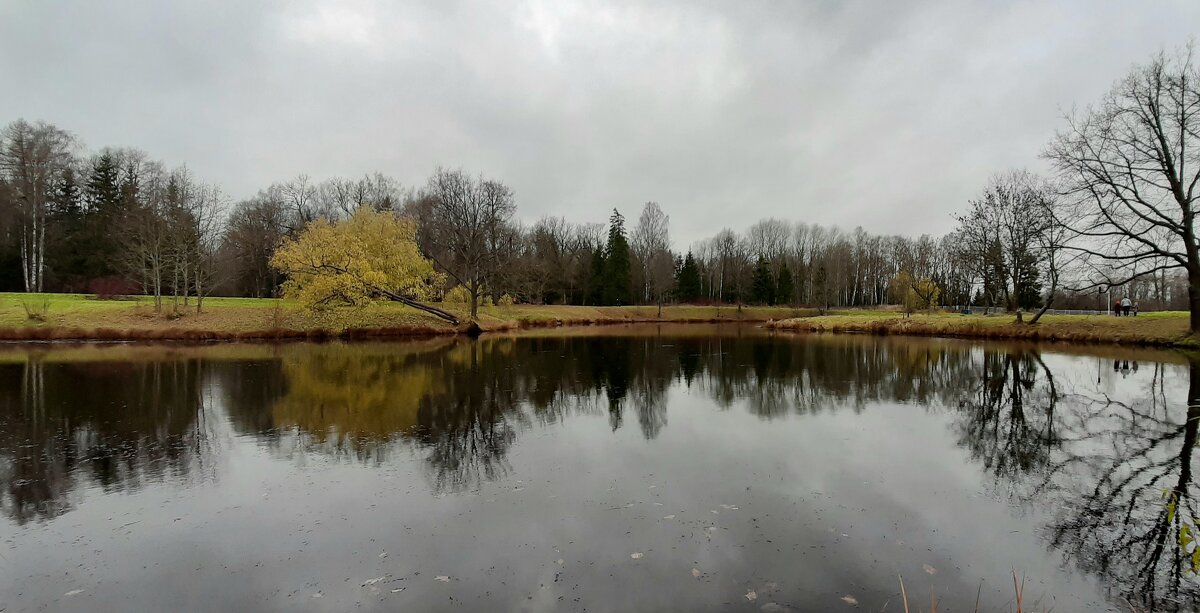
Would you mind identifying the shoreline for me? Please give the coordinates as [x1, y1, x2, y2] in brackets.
[0, 293, 1193, 348]
[764, 312, 1199, 349]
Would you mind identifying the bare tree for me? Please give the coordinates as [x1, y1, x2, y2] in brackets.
[0, 120, 76, 292]
[275, 174, 319, 232]
[121, 160, 170, 310]
[630, 202, 673, 305]
[1046, 46, 1200, 331]
[955, 170, 1054, 313]
[420, 167, 516, 319]
[223, 194, 288, 297]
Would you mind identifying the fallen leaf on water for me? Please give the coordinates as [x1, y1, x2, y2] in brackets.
[691, 568, 701, 578]
[64, 590, 83, 597]
[840, 595, 858, 605]
[312, 593, 323, 598]
[745, 590, 758, 602]
[435, 576, 451, 582]
[630, 552, 644, 559]
[923, 564, 937, 575]
[391, 588, 405, 593]
[663, 515, 676, 520]
[555, 559, 564, 565]
[362, 576, 387, 586]
[379, 552, 388, 559]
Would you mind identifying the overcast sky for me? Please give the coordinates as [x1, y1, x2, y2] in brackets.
[1, 1, 1197, 247]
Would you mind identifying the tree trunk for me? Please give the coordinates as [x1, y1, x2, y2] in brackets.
[469, 280, 479, 320]
[1029, 271, 1057, 325]
[1190, 268, 1200, 335]
[194, 263, 203, 314]
[379, 288, 461, 325]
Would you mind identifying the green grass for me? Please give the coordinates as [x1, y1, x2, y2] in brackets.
[0, 293, 807, 340]
[2, 293, 1190, 346]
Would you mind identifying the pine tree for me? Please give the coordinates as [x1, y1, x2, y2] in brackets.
[1015, 249, 1043, 310]
[776, 262, 794, 306]
[83, 154, 124, 280]
[602, 209, 633, 305]
[85, 153, 121, 214]
[675, 250, 702, 302]
[750, 257, 776, 305]
[47, 168, 87, 288]
[587, 248, 606, 306]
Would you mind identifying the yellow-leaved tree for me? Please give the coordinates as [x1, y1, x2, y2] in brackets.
[271, 208, 461, 324]
[890, 271, 941, 316]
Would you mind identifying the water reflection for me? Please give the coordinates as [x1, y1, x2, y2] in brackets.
[0, 330, 1197, 610]
[0, 355, 214, 524]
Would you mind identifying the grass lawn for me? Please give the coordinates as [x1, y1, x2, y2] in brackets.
[1, 293, 1192, 346]
[767, 309, 1196, 348]
[0, 293, 808, 341]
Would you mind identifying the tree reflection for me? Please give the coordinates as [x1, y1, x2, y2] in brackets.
[1030, 357, 1200, 611]
[953, 350, 1059, 483]
[5, 331, 1200, 610]
[0, 355, 211, 524]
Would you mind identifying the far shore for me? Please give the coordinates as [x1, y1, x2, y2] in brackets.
[765, 310, 1198, 349]
[0, 293, 811, 342]
[0, 293, 1194, 348]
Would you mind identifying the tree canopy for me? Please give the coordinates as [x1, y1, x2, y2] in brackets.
[270, 207, 458, 323]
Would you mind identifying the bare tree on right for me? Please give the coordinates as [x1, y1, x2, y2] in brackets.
[1046, 46, 1200, 332]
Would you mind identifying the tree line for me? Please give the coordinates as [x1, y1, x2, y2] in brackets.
[1, 47, 1197, 328]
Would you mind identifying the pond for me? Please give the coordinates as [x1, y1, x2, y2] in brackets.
[1, 324, 1197, 612]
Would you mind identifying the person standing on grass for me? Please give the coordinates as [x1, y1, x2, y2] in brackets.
[1114, 299, 1123, 316]
[1133, 301, 1139, 316]
[1121, 296, 1132, 316]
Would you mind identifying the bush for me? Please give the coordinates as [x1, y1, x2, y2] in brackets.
[498, 293, 515, 306]
[444, 286, 471, 304]
[88, 276, 140, 299]
[21, 298, 49, 322]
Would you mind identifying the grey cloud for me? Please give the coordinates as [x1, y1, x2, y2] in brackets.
[1, 0, 1196, 247]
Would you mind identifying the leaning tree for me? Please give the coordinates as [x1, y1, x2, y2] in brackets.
[1046, 47, 1200, 332]
[270, 207, 459, 324]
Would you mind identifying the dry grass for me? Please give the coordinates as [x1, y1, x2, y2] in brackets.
[891, 570, 1141, 613]
[0, 293, 809, 342]
[2, 293, 1191, 347]
[765, 309, 1198, 348]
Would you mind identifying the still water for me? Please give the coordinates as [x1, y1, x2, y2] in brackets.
[1, 325, 1197, 612]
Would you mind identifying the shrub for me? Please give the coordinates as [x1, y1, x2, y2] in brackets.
[498, 293, 515, 306]
[444, 286, 471, 304]
[21, 298, 50, 322]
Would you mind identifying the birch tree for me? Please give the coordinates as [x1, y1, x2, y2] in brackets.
[0, 120, 76, 292]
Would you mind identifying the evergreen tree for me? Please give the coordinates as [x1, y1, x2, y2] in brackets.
[675, 250, 702, 302]
[587, 248, 606, 305]
[52, 167, 83, 217]
[85, 153, 121, 214]
[1015, 250, 1043, 310]
[47, 168, 87, 288]
[83, 154, 124, 280]
[119, 159, 142, 211]
[776, 262, 794, 306]
[602, 209, 633, 305]
[750, 257, 776, 305]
